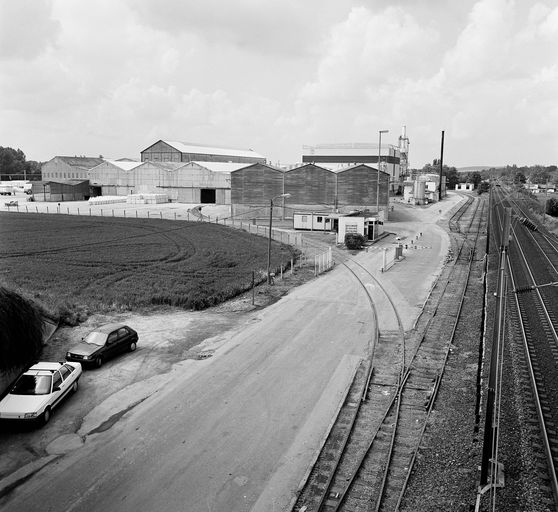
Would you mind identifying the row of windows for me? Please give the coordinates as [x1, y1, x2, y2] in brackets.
[43, 172, 84, 179]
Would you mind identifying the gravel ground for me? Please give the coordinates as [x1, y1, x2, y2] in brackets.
[400, 207, 557, 511]
[400, 225, 485, 512]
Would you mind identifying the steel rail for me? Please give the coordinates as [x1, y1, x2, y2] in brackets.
[394, 201, 485, 511]
[293, 260, 382, 512]
[510, 221, 558, 344]
[506, 250, 558, 506]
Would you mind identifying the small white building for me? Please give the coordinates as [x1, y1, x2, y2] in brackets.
[456, 183, 475, 191]
[337, 214, 383, 244]
[293, 212, 335, 231]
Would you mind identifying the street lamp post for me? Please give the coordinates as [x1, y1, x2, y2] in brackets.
[376, 129, 389, 216]
[267, 193, 291, 284]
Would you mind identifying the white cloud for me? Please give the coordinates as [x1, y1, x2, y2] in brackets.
[0, 0, 556, 167]
[0, 0, 60, 60]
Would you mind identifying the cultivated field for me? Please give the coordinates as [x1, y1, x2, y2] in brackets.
[0, 213, 295, 323]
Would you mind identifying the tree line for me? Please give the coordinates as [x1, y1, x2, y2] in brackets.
[0, 146, 42, 181]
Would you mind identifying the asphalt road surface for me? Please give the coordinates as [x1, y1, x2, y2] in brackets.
[1, 263, 375, 512]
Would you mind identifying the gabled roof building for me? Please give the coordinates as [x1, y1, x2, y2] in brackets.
[41, 156, 104, 181]
[140, 140, 266, 165]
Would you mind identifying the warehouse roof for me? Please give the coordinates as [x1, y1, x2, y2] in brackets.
[159, 141, 265, 160]
[102, 160, 144, 171]
[188, 161, 251, 173]
[51, 156, 104, 169]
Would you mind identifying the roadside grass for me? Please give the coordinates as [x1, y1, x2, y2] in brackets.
[0, 213, 296, 324]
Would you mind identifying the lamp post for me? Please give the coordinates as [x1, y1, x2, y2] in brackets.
[376, 129, 389, 216]
[267, 193, 291, 284]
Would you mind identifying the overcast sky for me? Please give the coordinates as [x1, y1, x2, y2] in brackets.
[1, 0, 557, 168]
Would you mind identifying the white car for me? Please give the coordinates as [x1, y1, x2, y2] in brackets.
[0, 361, 82, 425]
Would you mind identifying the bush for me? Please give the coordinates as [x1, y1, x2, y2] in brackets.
[546, 197, 558, 217]
[0, 287, 44, 371]
[345, 233, 366, 250]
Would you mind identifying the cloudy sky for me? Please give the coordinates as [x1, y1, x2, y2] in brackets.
[1, 0, 557, 168]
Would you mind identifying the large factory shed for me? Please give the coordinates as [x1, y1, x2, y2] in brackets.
[302, 143, 401, 192]
[89, 160, 144, 196]
[140, 140, 266, 165]
[231, 163, 390, 220]
[41, 156, 104, 180]
[89, 160, 248, 204]
[31, 180, 90, 202]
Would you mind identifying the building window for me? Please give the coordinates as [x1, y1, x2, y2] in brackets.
[301, 215, 307, 222]
[317, 216, 323, 223]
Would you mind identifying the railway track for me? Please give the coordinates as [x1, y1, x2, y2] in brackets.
[292, 196, 486, 512]
[489, 188, 558, 508]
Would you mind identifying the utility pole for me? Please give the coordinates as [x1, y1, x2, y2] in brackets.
[439, 130, 445, 201]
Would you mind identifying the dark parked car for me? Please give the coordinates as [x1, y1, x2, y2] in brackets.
[66, 323, 138, 368]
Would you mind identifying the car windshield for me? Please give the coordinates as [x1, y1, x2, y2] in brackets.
[11, 375, 52, 395]
[84, 331, 108, 346]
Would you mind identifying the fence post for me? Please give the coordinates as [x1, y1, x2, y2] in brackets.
[101, 209, 103, 217]
[36, 206, 38, 213]
[174, 212, 176, 220]
[67, 207, 70, 215]
[147, 211, 150, 219]
[47, 206, 49, 214]
[160, 212, 162, 219]
[112, 209, 114, 217]
[124, 210, 126, 218]
[136, 210, 138, 218]
[78, 208, 80, 215]
[89, 208, 91, 216]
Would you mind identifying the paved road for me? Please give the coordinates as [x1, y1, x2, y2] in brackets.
[1, 264, 374, 512]
[1, 194, 461, 512]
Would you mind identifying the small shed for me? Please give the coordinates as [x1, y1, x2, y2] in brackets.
[337, 213, 383, 244]
[31, 180, 90, 202]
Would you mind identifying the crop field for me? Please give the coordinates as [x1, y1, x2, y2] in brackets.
[0, 213, 295, 322]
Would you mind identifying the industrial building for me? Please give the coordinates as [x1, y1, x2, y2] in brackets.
[41, 156, 104, 180]
[302, 143, 401, 192]
[403, 174, 447, 204]
[31, 180, 90, 201]
[231, 163, 390, 220]
[140, 140, 266, 165]
[88, 159, 249, 204]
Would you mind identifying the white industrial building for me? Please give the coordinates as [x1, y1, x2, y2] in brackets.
[88, 159, 249, 204]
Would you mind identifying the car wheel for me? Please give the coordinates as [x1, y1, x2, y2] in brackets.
[95, 356, 103, 368]
[42, 407, 51, 425]
[129, 342, 137, 352]
[72, 380, 79, 393]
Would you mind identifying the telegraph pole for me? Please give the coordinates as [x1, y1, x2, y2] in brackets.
[439, 130, 445, 201]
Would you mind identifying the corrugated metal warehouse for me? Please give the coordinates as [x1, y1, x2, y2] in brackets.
[284, 164, 337, 206]
[31, 180, 90, 201]
[302, 143, 401, 192]
[140, 140, 266, 165]
[89, 160, 144, 196]
[41, 156, 104, 180]
[231, 163, 390, 219]
[89, 160, 249, 204]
